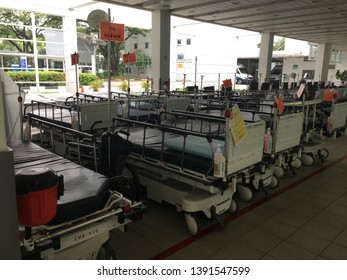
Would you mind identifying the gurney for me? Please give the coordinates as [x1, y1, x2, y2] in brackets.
[114, 110, 274, 235]
[10, 140, 145, 260]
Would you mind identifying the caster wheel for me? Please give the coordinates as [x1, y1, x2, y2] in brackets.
[97, 241, 117, 260]
[274, 165, 285, 178]
[236, 184, 253, 202]
[185, 213, 201, 236]
[228, 199, 239, 214]
[318, 148, 329, 161]
[291, 158, 302, 169]
[269, 175, 280, 189]
[301, 153, 315, 166]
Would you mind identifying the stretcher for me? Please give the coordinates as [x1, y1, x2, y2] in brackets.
[114, 111, 274, 235]
[9, 141, 145, 260]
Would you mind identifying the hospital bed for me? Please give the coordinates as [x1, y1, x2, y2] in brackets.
[10, 140, 144, 259]
[113, 111, 274, 235]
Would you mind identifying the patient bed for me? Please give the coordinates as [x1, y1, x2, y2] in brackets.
[114, 110, 273, 235]
[9, 140, 144, 259]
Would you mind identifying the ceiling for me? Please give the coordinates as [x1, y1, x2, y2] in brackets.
[2, 0, 347, 47]
[92, 0, 347, 46]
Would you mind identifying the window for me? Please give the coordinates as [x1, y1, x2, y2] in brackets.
[330, 50, 341, 62]
[177, 39, 181, 46]
[134, 43, 138, 50]
[309, 45, 318, 60]
[145, 42, 149, 49]
[293, 64, 298, 70]
[302, 70, 314, 80]
[186, 38, 191, 45]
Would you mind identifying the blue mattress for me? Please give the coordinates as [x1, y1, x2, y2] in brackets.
[127, 126, 221, 175]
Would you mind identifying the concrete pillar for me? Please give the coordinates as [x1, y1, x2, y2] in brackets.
[0, 75, 21, 260]
[152, 10, 171, 91]
[63, 13, 79, 93]
[258, 32, 274, 85]
[314, 43, 331, 83]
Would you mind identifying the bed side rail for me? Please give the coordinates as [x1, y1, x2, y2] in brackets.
[113, 117, 224, 178]
[27, 115, 99, 171]
[24, 100, 73, 127]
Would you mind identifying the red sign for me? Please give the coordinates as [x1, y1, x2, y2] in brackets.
[223, 79, 232, 88]
[275, 96, 285, 114]
[100, 22, 124, 42]
[323, 90, 333, 101]
[123, 52, 137, 64]
[71, 52, 79, 65]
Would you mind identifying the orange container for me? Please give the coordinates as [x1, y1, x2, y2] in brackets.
[16, 167, 62, 227]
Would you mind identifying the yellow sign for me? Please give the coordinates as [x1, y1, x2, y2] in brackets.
[228, 104, 248, 145]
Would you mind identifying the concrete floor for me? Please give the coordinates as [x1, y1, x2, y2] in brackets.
[110, 135, 347, 260]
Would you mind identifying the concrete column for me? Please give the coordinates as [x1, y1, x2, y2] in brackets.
[152, 10, 171, 91]
[314, 43, 331, 83]
[258, 32, 274, 85]
[63, 13, 79, 93]
[0, 75, 21, 260]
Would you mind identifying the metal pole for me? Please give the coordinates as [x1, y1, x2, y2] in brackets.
[107, 8, 112, 133]
[127, 52, 130, 118]
[218, 73, 220, 92]
[74, 54, 80, 130]
[31, 12, 40, 92]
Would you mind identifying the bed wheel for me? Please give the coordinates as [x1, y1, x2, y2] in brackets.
[185, 213, 201, 236]
[228, 199, 238, 214]
[301, 153, 315, 166]
[318, 148, 329, 162]
[109, 175, 137, 202]
[236, 184, 253, 202]
[269, 174, 279, 189]
[291, 158, 302, 169]
[274, 165, 285, 178]
[97, 241, 116, 260]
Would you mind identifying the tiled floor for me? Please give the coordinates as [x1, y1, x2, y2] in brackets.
[110, 135, 347, 260]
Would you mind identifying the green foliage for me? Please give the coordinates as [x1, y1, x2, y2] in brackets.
[273, 37, 285, 51]
[7, 71, 65, 86]
[0, 8, 62, 53]
[7, 71, 101, 87]
[135, 50, 152, 68]
[79, 73, 99, 85]
[336, 70, 347, 85]
[141, 80, 151, 91]
[118, 80, 128, 92]
[89, 79, 104, 91]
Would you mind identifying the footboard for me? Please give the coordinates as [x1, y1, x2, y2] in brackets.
[273, 112, 304, 153]
[225, 120, 265, 174]
[331, 101, 347, 130]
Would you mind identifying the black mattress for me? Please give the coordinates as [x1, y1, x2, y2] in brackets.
[9, 141, 109, 225]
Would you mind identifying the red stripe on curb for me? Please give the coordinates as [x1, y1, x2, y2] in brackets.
[150, 154, 347, 260]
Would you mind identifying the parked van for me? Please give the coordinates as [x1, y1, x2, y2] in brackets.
[270, 64, 283, 81]
[235, 64, 254, 84]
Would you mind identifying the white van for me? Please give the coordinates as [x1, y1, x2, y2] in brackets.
[235, 64, 254, 84]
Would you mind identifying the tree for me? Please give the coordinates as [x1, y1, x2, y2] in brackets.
[0, 9, 62, 54]
[135, 50, 152, 76]
[336, 70, 347, 85]
[273, 37, 285, 51]
[77, 20, 150, 75]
